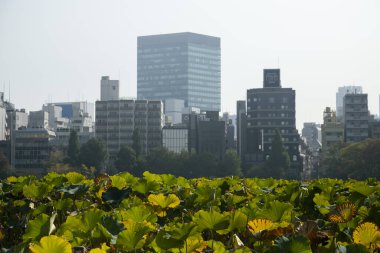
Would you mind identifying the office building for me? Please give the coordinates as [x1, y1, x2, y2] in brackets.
[50, 101, 95, 123]
[28, 111, 49, 129]
[137, 32, 221, 111]
[164, 99, 185, 125]
[245, 69, 301, 178]
[96, 99, 164, 160]
[14, 128, 56, 175]
[162, 125, 189, 153]
[336, 86, 362, 121]
[42, 104, 69, 129]
[343, 93, 369, 143]
[101, 76, 119, 101]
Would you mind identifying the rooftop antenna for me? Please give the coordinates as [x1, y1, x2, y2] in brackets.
[8, 80, 10, 102]
[277, 56, 280, 69]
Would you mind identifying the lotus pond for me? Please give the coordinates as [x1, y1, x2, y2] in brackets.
[0, 172, 379, 252]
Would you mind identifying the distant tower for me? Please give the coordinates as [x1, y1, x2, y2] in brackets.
[101, 76, 119, 101]
[336, 86, 362, 121]
[137, 32, 221, 112]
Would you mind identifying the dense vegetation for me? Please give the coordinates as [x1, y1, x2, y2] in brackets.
[0, 172, 379, 252]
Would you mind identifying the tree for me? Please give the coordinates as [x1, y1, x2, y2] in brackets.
[78, 138, 107, 175]
[115, 146, 137, 173]
[217, 149, 242, 177]
[145, 147, 178, 175]
[265, 129, 290, 179]
[132, 128, 142, 157]
[66, 130, 80, 165]
[321, 139, 380, 179]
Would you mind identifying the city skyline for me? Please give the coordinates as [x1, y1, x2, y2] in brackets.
[1, 0, 380, 130]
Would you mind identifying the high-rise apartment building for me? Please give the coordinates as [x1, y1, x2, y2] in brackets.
[137, 32, 221, 111]
[343, 93, 369, 143]
[95, 99, 164, 160]
[101, 76, 119, 101]
[245, 69, 301, 179]
[336, 86, 362, 121]
[321, 107, 344, 151]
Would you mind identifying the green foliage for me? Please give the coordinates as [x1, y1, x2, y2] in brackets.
[321, 138, 380, 179]
[132, 128, 142, 157]
[266, 129, 290, 179]
[0, 172, 379, 252]
[115, 145, 137, 173]
[78, 138, 107, 174]
[67, 130, 80, 166]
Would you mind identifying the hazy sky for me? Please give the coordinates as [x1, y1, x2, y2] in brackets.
[1, 0, 379, 130]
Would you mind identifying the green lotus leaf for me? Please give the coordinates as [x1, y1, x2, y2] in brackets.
[156, 222, 198, 250]
[29, 235, 71, 253]
[101, 214, 124, 236]
[228, 210, 248, 232]
[23, 213, 56, 242]
[143, 171, 163, 183]
[193, 210, 230, 234]
[110, 175, 127, 190]
[53, 198, 73, 211]
[43, 173, 67, 187]
[271, 236, 312, 253]
[160, 174, 178, 187]
[155, 229, 183, 250]
[23, 182, 50, 200]
[83, 209, 105, 231]
[65, 172, 86, 184]
[120, 205, 157, 223]
[116, 221, 150, 251]
[349, 183, 379, 197]
[102, 187, 131, 204]
[260, 200, 293, 222]
[132, 179, 160, 194]
[148, 193, 181, 209]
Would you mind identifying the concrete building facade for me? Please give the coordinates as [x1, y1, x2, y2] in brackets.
[137, 32, 221, 111]
[101, 76, 119, 101]
[95, 99, 164, 160]
[336, 86, 362, 121]
[162, 125, 189, 153]
[14, 128, 56, 175]
[343, 93, 369, 143]
[245, 69, 301, 179]
[321, 107, 344, 151]
[164, 99, 185, 125]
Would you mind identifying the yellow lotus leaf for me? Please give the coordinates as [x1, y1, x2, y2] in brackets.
[248, 219, 273, 234]
[29, 235, 72, 253]
[148, 193, 180, 209]
[353, 222, 380, 250]
[89, 248, 107, 253]
[327, 203, 357, 223]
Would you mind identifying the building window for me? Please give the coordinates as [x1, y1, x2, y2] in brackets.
[293, 155, 297, 161]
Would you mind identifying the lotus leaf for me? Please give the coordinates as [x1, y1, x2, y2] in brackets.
[29, 235, 72, 253]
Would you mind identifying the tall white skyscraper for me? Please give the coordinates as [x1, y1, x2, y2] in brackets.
[336, 86, 362, 120]
[101, 76, 119, 101]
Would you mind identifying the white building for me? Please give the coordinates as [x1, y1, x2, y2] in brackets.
[101, 76, 119, 101]
[336, 86, 362, 121]
[42, 104, 69, 129]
